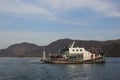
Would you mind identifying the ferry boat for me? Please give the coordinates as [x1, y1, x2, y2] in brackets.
[42, 41, 105, 64]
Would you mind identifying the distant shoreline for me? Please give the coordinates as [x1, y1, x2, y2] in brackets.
[0, 57, 41, 58]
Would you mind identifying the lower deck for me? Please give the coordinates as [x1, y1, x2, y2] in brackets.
[42, 57, 105, 64]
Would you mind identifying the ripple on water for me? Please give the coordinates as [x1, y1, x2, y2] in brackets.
[0, 58, 120, 80]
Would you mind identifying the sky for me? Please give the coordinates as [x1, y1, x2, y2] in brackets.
[0, 0, 120, 49]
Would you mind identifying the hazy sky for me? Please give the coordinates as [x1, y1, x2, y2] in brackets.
[0, 0, 120, 49]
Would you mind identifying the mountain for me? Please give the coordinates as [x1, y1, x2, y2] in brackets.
[0, 39, 120, 57]
[46, 39, 104, 54]
[0, 42, 43, 57]
[102, 40, 120, 57]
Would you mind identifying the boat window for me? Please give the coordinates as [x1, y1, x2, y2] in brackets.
[80, 49, 82, 51]
[73, 49, 75, 51]
[76, 49, 78, 52]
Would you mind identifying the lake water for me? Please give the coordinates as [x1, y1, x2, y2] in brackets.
[0, 58, 120, 80]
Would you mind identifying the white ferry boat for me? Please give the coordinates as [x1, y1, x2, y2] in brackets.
[42, 41, 105, 64]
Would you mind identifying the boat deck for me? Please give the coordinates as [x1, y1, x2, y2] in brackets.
[42, 57, 105, 64]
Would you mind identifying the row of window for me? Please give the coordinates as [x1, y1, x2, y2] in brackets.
[72, 49, 83, 52]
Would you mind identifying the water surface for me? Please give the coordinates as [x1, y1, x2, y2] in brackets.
[0, 57, 120, 80]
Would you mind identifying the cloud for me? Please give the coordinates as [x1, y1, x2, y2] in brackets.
[0, 0, 120, 18]
[0, 0, 54, 19]
[0, 0, 120, 27]
[42, 0, 120, 17]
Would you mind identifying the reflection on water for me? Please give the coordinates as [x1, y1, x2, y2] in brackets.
[0, 58, 120, 80]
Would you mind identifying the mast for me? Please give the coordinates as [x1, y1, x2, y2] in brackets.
[43, 46, 46, 60]
[70, 41, 75, 48]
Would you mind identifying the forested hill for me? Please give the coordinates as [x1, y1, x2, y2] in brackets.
[0, 39, 120, 57]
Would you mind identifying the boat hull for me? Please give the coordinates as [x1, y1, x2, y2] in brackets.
[43, 59, 105, 64]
